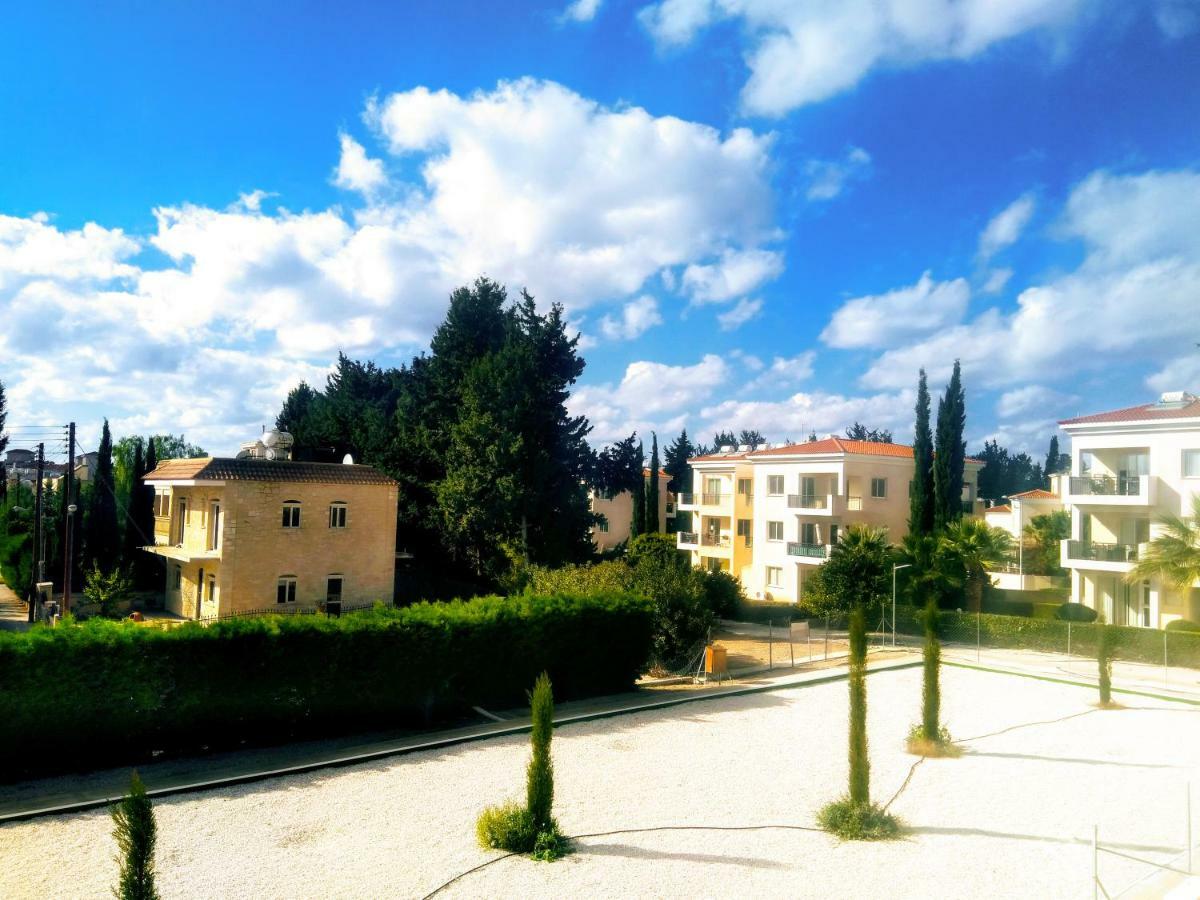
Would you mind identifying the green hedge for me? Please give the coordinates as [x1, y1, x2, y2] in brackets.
[898, 607, 1200, 668]
[0, 592, 654, 780]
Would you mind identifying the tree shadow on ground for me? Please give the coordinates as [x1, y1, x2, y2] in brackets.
[908, 825, 1180, 854]
[576, 840, 789, 869]
[960, 749, 1178, 769]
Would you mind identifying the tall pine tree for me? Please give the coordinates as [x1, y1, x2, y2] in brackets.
[663, 429, 694, 497]
[84, 420, 119, 571]
[932, 361, 966, 531]
[631, 439, 646, 538]
[909, 369, 935, 536]
[121, 439, 145, 563]
[646, 433, 660, 534]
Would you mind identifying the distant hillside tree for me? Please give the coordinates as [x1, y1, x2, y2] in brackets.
[663, 429, 695, 497]
[845, 423, 893, 443]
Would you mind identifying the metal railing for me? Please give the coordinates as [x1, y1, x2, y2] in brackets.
[678, 493, 696, 506]
[1067, 540, 1139, 563]
[1071, 475, 1142, 497]
[677, 531, 699, 546]
[787, 494, 827, 509]
[846, 496, 863, 511]
[701, 492, 724, 505]
[786, 542, 828, 558]
[700, 533, 730, 548]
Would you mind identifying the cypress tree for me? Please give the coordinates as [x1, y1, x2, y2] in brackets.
[85, 420, 119, 571]
[526, 671, 555, 833]
[921, 597, 941, 740]
[631, 439, 646, 538]
[909, 369, 935, 537]
[1098, 626, 1113, 706]
[1044, 435, 1062, 486]
[646, 433, 660, 534]
[847, 606, 870, 804]
[111, 771, 159, 900]
[932, 361, 966, 531]
[121, 440, 144, 565]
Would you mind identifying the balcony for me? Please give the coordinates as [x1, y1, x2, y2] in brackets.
[701, 492, 724, 506]
[677, 493, 698, 509]
[846, 496, 863, 512]
[1067, 475, 1155, 506]
[677, 531, 699, 548]
[700, 532, 731, 549]
[787, 494, 829, 509]
[1063, 539, 1140, 570]
[787, 542, 828, 560]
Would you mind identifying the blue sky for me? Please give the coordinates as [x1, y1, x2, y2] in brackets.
[1, 0, 1198, 457]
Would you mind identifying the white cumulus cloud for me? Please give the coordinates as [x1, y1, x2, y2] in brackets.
[717, 297, 763, 331]
[805, 146, 872, 201]
[560, 0, 604, 23]
[979, 193, 1036, 261]
[820, 271, 970, 349]
[599, 295, 664, 340]
[333, 133, 387, 195]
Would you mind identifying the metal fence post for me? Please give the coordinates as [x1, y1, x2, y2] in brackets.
[768, 620, 773, 670]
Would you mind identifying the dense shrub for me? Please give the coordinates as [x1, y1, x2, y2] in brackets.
[726, 599, 808, 625]
[981, 594, 1034, 618]
[1167, 619, 1200, 633]
[526, 557, 717, 669]
[112, 771, 158, 900]
[1056, 602, 1098, 622]
[897, 608, 1200, 668]
[0, 592, 654, 780]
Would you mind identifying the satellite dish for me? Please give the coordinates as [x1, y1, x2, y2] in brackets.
[343, 453, 354, 465]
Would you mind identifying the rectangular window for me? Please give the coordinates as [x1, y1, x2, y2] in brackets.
[800, 476, 816, 499]
[767, 521, 784, 541]
[598, 519, 610, 533]
[173, 566, 182, 589]
[766, 566, 782, 588]
[329, 502, 347, 529]
[207, 501, 221, 551]
[801, 522, 818, 545]
[1184, 449, 1200, 478]
[282, 502, 301, 528]
[175, 498, 187, 545]
[155, 493, 170, 517]
[208, 575, 216, 606]
[768, 475, 784, 496]
[736, 519, 752, 537]
[829, 524, 839, 545]
[277, 576, 298, 604]
[870, 477, 887, 499]
[1080, 451, 1095, 475]
[737, 478, 753, 496]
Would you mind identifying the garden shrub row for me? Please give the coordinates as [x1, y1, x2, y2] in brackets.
[897, 607, 1200, 668]
[0, 591, 654, 780]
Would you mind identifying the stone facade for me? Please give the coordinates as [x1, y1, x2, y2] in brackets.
[145, 458, 398, 619]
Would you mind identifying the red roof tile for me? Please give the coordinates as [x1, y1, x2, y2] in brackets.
[145, 457, 397, 486]
[1008, 488, 1057, 500]
[1059, 395, 1200, 425]
[690, 437, 984, 465]
[984, 504, 1012, 515]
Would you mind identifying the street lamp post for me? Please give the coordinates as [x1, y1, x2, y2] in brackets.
[892, 563, 912, 648]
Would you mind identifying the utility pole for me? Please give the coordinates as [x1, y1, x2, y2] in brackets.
[63, 422, 75, 614]
[28, 443, 44, 623]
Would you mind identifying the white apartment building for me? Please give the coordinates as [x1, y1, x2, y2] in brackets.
[677, 437, 984, 603]
[1058, 391, 1200, 628]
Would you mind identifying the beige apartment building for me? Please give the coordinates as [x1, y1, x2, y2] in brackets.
[143, 436, 399, 619]
[677, 437, 984, 603]
[1058, 391, 1200, 628]
[589, 468, 675, 552]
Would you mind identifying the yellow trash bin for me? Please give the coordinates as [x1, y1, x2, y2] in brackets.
[705, 644, 728, 676]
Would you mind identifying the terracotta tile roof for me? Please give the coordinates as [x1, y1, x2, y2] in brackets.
[1059, 394, 1200, 425]
[1008, 488, 1058, 500]
[984, 504, 1012, 515]
[690, 437, 984, 465]
[145, 457, 397, 486]
[641, 467, 670, 478]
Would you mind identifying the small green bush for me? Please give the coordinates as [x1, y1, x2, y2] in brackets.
[817, 798, 903, 841]
[476, 801, 536, 852]
[1056, 602, 1098, 622]
[1167, 619, 1200, 633]
[531, 828, 571, 862]
[111, 771, 158, 900]
[701, 569, 745, 619]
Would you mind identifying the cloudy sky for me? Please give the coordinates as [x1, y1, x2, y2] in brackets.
[2, 1, 1198, 457]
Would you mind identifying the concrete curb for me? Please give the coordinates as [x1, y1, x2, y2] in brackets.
[0, 657, 921, 824]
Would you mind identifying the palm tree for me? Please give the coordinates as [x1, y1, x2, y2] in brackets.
[940, 518, 1014, 612]
[1129, 494, 1200, 599]
[899, 532, 962, 607]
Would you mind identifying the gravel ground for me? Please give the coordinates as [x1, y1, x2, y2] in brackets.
[2, 666, 1197, 899]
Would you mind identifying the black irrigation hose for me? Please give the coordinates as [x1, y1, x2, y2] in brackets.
[423, 700, 1196, 896]
[419, 823, 826, 898]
